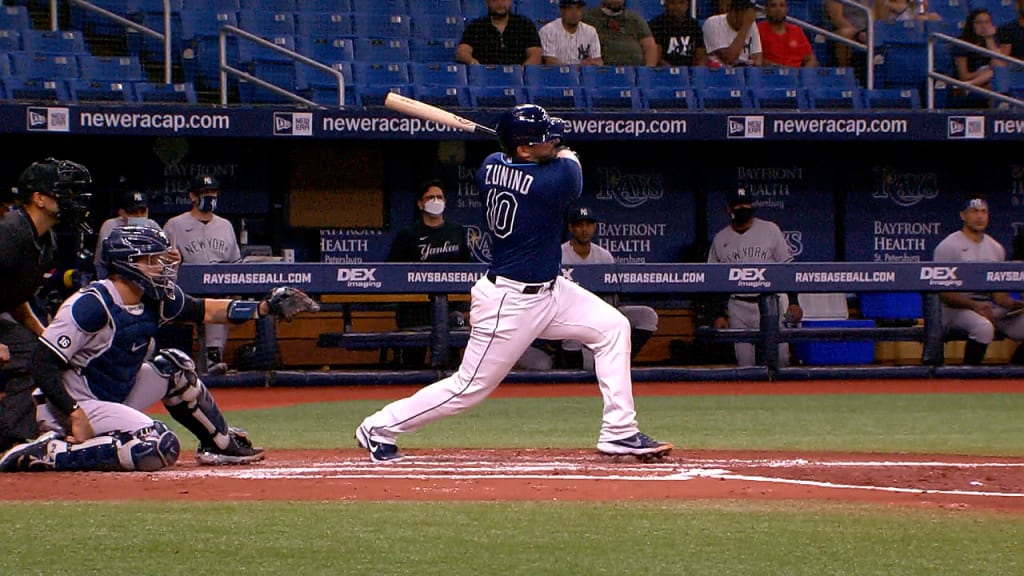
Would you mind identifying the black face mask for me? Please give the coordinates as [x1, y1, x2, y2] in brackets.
[730, 206, 754, 225]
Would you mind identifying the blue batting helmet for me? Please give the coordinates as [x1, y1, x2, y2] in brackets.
[495, 104, 565, 156]
[102, 224, 179, 299]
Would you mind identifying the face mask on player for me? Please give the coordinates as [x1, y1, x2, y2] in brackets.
[423, 199, 445, 216]
[197, 195, 217, 213]
[730, 206, 754, 225]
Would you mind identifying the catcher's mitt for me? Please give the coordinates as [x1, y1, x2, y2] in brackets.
[264, 286, 320, 321]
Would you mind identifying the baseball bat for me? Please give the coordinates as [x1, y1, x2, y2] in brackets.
[384, 91, 497, 138]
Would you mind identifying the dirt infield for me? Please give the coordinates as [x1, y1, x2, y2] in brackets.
[1, 381, 1022, 512]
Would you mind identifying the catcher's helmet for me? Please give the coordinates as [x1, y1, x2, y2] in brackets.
[102, 224, 179, 300]
[16, 158, 93, 223]
[495, 104, 565, 156]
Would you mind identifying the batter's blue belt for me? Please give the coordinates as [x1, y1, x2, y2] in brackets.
[486, 272, 556, 294]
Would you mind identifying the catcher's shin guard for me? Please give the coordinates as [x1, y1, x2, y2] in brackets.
[150, 348, 231, 449]
[3, 423, 180, 472]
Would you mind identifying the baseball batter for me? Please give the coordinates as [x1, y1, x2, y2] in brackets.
[162, 174, 240, 373]
[0, 224, 318, 472]
[933, 194, 1024, 365]
[356, 104, 672, 462]
[708, 187, 802, 367]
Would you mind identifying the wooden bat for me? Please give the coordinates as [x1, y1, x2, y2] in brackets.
[384, 91, 497, 138]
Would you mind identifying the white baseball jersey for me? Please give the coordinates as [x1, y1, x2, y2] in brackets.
[162, 212, 241, 264]
[933, 231, 1006, 302]
[538, 19, 602, 64]
[702, 14, 762, 66]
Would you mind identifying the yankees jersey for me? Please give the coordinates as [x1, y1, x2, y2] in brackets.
[387, 220, 470, 263]
[38, 280, 188, 403]
[162, 212, 241, 264]
[561, 241, 615, 265]
[703, 14, 762, 66]
[538, 20, 602, 64]
[648, 13, 704, 66]
[933, 231, 1007, 302]
[708, 218, 792, 265]
[480, 151, 582, 283]
[0, 207, 56, 314]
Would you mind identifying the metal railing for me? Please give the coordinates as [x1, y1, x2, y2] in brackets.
[218, 25, 345, 109]
[52, 0, 172, 84]
[926, 32, 1024, 110]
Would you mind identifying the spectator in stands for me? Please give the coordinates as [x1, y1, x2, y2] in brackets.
[456, 0, 543, 65]
[824, 0, 883, 67]
[933, 194, 1024, 365]
[648, 0, 707, 67]
[162, 175, 240, 375]
[539, 0, 604, 65]
[952, 8, 1002, 102]
[515, 205, 658, 371]
[997, 0, 1024, 60]
[582, 0, 659, 66]
[703, 0, 763, 67]
[387, 179, 471, 369]
[93, 189, 161, 280]
[707, 187, 802, 367]
[880, 0, 942, 22]
[758, 0, 818, 67]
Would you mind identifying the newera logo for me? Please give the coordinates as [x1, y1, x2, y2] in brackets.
[729, 268, 766, 281]
[920, 266, 958, 280]
[337, 268, 377, 281]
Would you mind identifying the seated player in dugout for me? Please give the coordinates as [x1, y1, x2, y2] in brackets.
[0, 224, 320, 472]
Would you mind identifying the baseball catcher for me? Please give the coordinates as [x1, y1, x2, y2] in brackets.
[0, 224, 320, 472]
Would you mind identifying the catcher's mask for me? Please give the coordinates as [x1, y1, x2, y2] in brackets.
[16, 158, 93, 231]
[103, 224, 179, 300]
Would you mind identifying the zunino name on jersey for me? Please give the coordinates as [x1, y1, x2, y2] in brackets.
[483, 164, 534, 194]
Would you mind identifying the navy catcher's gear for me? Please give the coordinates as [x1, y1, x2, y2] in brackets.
[0, 423, 180, 472]
[102, 224, 179, 300]
[495, 104, 565, 156]
[15, 158, 93, 227]
[226, 300, 261, 323]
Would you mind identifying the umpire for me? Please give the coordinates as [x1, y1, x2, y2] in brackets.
[0, 158, 93, 451]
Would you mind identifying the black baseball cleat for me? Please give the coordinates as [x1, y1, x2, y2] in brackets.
[355, 425, 403, 463]
[0, 431, 60, 472]
[196, 427, 264, 465]
[597, 432, 673, 460]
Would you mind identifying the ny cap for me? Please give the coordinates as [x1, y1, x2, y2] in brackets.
[189, 174, 220, 192]
[727, 187, 753, 206]
[119, 189, 149, 211]
[568, 205, 600, 223]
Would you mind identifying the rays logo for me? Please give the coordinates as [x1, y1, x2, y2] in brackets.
[947, 116, 984, 139]
[727, 116, 764, 139]
[872, 167, 939, 207]
[594, 167, 664, 208]
[273, 112, 313, 136]
[466, 225, 492, 263]
[27, 107, 70, 132]
[783, 230, 804, 257]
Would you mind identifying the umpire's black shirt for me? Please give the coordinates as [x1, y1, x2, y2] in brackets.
[0, 207, 56, 315]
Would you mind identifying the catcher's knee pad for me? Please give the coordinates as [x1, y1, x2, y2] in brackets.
[50, 422, 181, 472]
[149, 348, 199, 399]
[154, 349, 230, 449]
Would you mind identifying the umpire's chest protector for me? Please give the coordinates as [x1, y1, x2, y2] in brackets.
[80, 283, 160, 402]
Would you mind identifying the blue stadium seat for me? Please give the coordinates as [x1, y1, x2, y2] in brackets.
[70, 78, 136, 103]
[21, 29, 88, 55]
[0, 29, 22, 52]
[352, 0, 408, 14]
[468, 64, 524, 86]
[641, 87, 697, 110]
[515, 0, 559, 28]
[296, 0, 351, 10]
[967, 0, 1018, 26]
[78, 55, 145, 82]
[353, 61, 411, 86]
[690, 66, 745, 89]
[412, 13, 466, 40]
[133, 81, 199, 104]
[126, 2, 185, 63]
[413, 84, 471, 107]
[353, 37, 411, 61]
[587, 86, 644, 111]
[745, 66, 800, 89]
[635, 66, 689, 89]
[409, 38, 459, 63]
[238, 68, 301, 104]
[409, 0, 464, 16]
[410, 62, 468, 86]
[353, 13, 412, 38]
[468, 85, 528, 107]
[237, 35, 297, 64]
[581, 65, 636, 88]
[527, 85, 585, 109]
[876, 41, 928, 91]
[927, 0, 969, 27]
[750, 87, 808, 110]
[524, 64, 581, 87]
[240, 0, 297, 10]
[782, 0, 811, 21]
[630, 0, 667, 20]
[462, 0, 488, 20]
[992, 64, 1024, 93]
[70, 0, 132, 36]
[3, 78, 73, 102]
[11, 52, 80, 80]
[0, 5, 31, 30]
[183, 0, 240, 9]
[807, 87, 864, 110]
[0, 52, 10, 76]
[238, 10, 297, 38]
[799, 66, 858, 89]
[863, 88, 921, 110]
[180, 9, 240, 89]
[295, 11, 354, 38]
[358, 83, 413, 107]
[872, 19, 926, 47]
[295, 61, 356, 105]
[697, 87, 754, 110]
[298, 36, 355, 62]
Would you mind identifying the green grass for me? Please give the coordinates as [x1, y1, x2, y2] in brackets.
[0, 501, 1021, 575]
